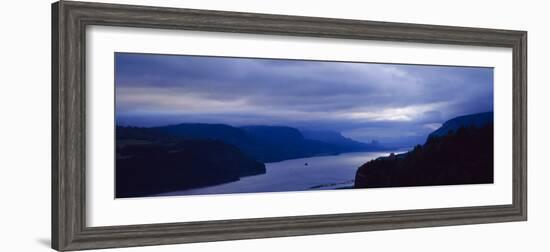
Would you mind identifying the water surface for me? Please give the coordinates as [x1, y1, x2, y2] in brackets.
[158, 150, 401, 196]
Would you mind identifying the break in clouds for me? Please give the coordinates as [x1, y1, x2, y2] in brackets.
[115, 53, 493, 146]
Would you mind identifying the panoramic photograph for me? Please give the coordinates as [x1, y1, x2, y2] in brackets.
[114, 52, 494, 198]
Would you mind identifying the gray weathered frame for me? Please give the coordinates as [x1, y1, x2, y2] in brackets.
[52, 1, 527, 251]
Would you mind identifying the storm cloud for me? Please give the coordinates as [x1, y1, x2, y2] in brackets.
[115, 52, 493, 146]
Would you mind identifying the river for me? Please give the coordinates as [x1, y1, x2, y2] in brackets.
[158, 150, 402, 197]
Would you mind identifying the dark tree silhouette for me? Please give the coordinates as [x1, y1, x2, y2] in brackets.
[355, 124, 493, 188]
[116, 127, 265, 198]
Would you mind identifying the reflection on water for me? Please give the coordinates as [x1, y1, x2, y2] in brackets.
[158, 150, 402, 197]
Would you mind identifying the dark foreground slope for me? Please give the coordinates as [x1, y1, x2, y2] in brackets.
[355, 112, 494, 188]
[115, 122, 386, 197]
[116, 127, 265, 198]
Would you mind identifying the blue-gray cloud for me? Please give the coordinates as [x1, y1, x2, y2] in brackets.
[115, 52, 493, 146]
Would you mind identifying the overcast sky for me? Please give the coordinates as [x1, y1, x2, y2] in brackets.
[115, 52, 493, 146]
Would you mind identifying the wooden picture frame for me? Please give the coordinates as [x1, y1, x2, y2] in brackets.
[52, 1, 527, 251]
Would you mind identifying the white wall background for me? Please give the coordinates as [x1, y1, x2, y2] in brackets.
[0, 0, 547, 251]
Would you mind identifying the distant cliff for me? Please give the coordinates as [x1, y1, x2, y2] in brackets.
[151, 123, 384, 162]
[301, 129, 382, 152]
[116, 123, 384, 197]
[428, 112, 493, 138]
[240, 125, 352, 162]
[355, 112, 494, 188]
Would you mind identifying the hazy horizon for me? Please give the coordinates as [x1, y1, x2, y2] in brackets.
[115, 53, 493, 146]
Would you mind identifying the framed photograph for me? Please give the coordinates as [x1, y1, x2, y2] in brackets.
[52, 1, 527, 251]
